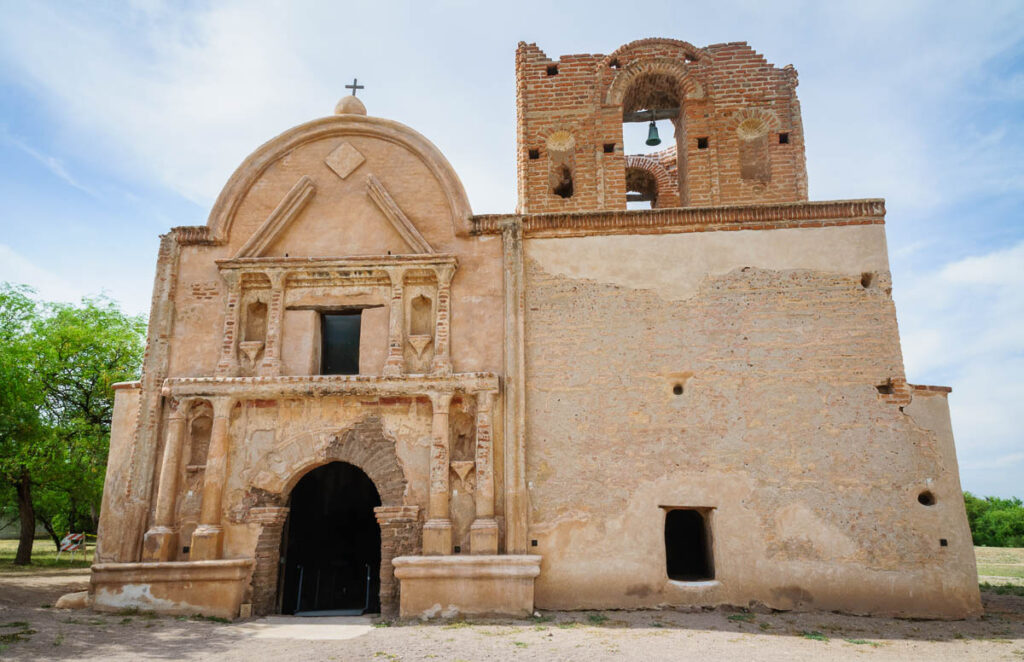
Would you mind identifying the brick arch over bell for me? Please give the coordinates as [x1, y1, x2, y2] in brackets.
[247, 416, 406, 506]
[625, 154, 681, 208]
[598, 38, 707, 108]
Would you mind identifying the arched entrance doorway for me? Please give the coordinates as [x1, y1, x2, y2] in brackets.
[277, 462, 382, 615]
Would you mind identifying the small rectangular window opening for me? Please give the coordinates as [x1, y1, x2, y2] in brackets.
[603, 143, 616, 154]
[779, 132, 790, 144]
[696, 137, 709, 149]
[528, 148, 540, 160]
[546, 64, 559, 76]
[321, 311, 362, 375]
[665, 508, 714, 581]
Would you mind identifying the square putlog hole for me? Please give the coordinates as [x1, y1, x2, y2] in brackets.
[697, 137, 709, 149]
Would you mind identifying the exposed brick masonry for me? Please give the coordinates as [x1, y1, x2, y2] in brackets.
[516, 38, 808, 213]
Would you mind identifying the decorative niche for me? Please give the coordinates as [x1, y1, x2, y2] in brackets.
[239, 297, 268, 374]
[404, 276, 436, 372]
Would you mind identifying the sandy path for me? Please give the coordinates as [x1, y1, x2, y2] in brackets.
[1, 571, 1022, 661]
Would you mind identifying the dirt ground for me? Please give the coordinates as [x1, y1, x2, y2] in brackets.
[1, 570, 1022, 661]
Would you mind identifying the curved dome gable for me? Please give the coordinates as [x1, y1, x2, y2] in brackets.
[206, 113, 473, 258]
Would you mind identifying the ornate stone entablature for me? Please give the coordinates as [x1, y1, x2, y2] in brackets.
[214, 254, 458, 379]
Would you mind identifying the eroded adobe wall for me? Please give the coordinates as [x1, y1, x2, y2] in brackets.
[521, 224, 980, 618]
[111, 111, 508, 572]
[204, 393, 491, 561]
[516, 40, 807, 213]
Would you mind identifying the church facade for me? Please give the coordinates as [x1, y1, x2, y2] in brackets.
[90, 38, 982, 620]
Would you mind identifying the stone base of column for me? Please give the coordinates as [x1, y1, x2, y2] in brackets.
[382, 361, 403, 377]
[430, 360, 452, 377]
[190, 525, 223, 561]
[469, 519, 499, 555]
[422, 518, 452, 555]
[141, 526, 177, 562]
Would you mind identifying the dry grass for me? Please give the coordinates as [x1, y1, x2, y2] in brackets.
[976, 546, 1024, 587]
[0, 538, 93, 571]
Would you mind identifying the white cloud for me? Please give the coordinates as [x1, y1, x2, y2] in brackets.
[940, 241, 1024, 285]
[0, 126, 99, 198]
[897, 240, 1024, 497]
[0, 244, 85, 303]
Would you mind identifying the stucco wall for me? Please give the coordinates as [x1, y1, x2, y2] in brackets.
[95, 384, 142, 563]
[522, 225, 980, 618]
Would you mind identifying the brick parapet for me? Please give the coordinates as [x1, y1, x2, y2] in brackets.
[472, 198, 884, 238]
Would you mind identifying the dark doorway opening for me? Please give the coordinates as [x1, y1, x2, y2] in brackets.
[664, 508, 714, 581]
[321, 311, 361, 375]
[279, 462, 382, 615]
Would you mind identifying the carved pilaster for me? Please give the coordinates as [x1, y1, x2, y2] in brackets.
[142, 397, 192, 561]
[470, 389, 499, 554]
[502, 219, 529, 553]
[215, 271, 242, 377]
[383, 267, 405, 377]
[257, 271, 285, 376]
[423, 390, 453, 554]
[430, 264, 455, 376]
[191, 396, 234, 560]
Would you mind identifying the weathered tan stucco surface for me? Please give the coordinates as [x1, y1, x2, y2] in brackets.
[523, 227, 980, 618]
[90, 37, 981, 622]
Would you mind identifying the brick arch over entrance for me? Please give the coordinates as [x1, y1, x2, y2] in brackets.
[245, 417, 421, 617]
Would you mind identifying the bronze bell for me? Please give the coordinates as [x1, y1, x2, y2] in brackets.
[645, 120, 661, 146]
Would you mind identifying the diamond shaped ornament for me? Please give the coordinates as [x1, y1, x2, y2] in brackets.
[324, 141, 365, 180]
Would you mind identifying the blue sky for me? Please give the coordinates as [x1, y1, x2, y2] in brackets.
[0, 1, 1021, 497]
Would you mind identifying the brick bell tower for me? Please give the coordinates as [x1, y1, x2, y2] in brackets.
[515, 38, 809, 214]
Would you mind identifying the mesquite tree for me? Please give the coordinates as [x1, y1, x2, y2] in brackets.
[0, 284, 145, 564]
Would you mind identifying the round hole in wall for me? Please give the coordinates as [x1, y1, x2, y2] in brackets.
[673, 384, 684, 396]
[918, 490, 936, 506]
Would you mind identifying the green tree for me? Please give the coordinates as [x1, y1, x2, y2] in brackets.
[963, 491, 1024, 547]
[30, 298, 146, 547]
[0, 285, 47, 564]
[0, 285, 145, 564]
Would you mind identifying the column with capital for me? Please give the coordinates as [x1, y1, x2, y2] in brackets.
[142, 398, 192, 561]
[430, 265, 454, 376]
[190, 397, 234, 560]
[383, 268, 405, 377]
[257, 270, 285, 376]
[215, 271, 242, 377]
[422, 390, 453, 554]
[469, 390, 499, 554]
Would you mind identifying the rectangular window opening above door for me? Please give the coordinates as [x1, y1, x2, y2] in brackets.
[321, 311, 362, 375]
[664, 507, 714, 581]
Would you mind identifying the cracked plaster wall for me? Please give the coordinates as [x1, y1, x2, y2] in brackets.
[522, 226, 980, 617]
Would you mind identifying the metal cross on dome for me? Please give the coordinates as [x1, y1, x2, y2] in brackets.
[345, 78, 365, 97]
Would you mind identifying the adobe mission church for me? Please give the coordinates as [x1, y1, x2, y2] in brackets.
[89, 38, 982, 620]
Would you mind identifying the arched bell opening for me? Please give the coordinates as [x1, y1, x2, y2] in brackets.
[277, 461, 383, 615]
[620, 72, 687, 207]
[625, 166, 658, 209]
